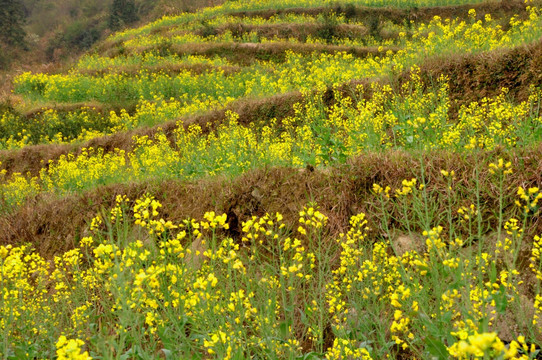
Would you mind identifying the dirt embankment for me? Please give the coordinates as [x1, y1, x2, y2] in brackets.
[112, 41, 400, 65]
[193, 22, 399, 44]
[0, 90, 304, 177]
[414, 39, 542, 116]
[227, 0, 531, 26]
[203, 0, 531, 46]
[2, 146, 542, 260]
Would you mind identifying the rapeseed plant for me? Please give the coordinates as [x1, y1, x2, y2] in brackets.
[3, 0, 542, 358]
[1, 162, 542, 358]
[6, 4, 542, 151]
[4, 74, 542, 210]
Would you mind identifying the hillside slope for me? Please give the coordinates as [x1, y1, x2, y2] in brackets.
[1, 0, 542, 359]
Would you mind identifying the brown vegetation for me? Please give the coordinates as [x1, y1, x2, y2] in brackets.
[2, 145, 542, 260]
[194, 22, 399, 43]
[115, 42, 400, 65]
[227, 0, 532, 25]
[415, 39, 542, 117]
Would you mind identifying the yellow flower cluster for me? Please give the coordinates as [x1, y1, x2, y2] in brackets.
[2, 164, 542, 358]
[298, 204, 328, 235]
[56, 336, 92, 360]
[448, 332, 534, 359]
[7, 4, 542, 151]
[395, 178, 417, 197]
[3, 71, 542, 212]
[325, 338, 373, 360]
[489, 158, 513, 175]
[516, 186, 542, 214]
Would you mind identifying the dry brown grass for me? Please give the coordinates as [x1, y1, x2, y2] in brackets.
[412, 39, 542, 118]
[193, 22, 398, 42]
[2, 145, 542, 261]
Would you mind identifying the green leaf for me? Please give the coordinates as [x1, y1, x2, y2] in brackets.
[424, 336, 449, 360]
[279, 320, 292, 338]
[160, 349, 172, 359]
[296, 352, 324, 359]
[494, 285, 508, 314]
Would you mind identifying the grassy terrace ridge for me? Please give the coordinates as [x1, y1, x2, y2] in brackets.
[2, 146, 542, 258]
[104, 0, 502, 42]
[3, 0, 542, 359]
[3, 41, 542, 212]
[4, 1, 540, 153]
[104, 0, 532, 45]
[2, 36, 542, 179]
[0, 3, 540, 173]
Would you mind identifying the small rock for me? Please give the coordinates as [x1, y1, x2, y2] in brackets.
[393, 234, 421, 256]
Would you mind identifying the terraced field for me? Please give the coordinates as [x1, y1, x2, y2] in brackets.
[1, 0, 542, 358]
